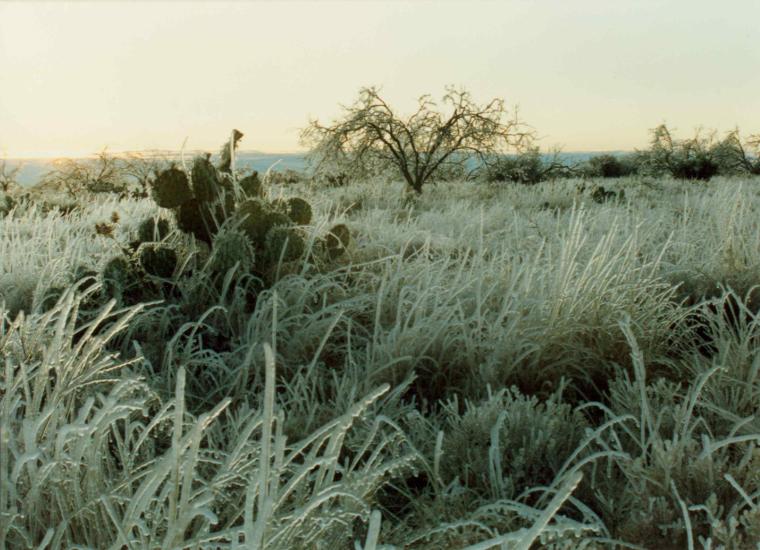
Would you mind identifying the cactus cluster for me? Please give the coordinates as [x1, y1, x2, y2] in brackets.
[590, 185, 625, 204]
[150, 155, 232, 244]
[146, 130, 350, 284]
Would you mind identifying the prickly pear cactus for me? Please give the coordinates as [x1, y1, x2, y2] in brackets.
[270, 197, 289, 213]
[139, 245, 178, 278]
[137, 217, 171, 243]
[265, 225, 306, 263]
[239, 172, 263, 198]
[236, 199, 292, 246]
[325, 223, 350, 258]
[176, 198, 213, 243]
[102, 256, 142, 303]
[285, 197, 312, 225]
[209, 228, 256, 274]
[152, 167, 192, 208]
[191, 156, 221, 203]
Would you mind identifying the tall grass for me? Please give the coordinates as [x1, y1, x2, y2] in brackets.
[1, 174, 759, 547]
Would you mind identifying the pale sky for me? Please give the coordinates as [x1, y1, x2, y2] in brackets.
[1, 1, 759, 158]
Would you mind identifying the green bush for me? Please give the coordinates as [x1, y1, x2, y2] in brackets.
[639, 125, 720, 181]
[483, 147, 572, 185]
[583, 153, 638, 178]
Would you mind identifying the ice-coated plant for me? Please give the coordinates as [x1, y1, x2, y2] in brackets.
[285, 196, 313, 225]
[151, 165, 192, 208]
[139, 244, 178, 278]
[137, 215, 171, 243]
[264, 225, 306, 263]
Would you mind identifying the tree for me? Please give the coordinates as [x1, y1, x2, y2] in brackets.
[301, 86, 533, 194]
[41, 149, 130, 197]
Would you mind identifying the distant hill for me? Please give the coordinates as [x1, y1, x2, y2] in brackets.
[5, 151, 631, 187]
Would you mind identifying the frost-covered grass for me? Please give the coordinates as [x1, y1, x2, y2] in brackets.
[1, 175, 760, 548]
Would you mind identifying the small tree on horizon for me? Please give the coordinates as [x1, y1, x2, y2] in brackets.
[301, 86, 533, 194]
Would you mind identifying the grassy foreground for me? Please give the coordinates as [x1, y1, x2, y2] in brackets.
[1, 175, 760, 548]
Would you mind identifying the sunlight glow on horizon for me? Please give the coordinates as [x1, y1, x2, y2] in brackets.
[2, 1, 759, 158]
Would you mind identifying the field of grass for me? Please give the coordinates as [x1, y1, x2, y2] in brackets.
[2, 175, 760, 548]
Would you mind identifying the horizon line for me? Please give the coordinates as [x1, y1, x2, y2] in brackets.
[5, 147, 637, 161]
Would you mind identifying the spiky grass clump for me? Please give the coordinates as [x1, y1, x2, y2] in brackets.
[151, 166, 192, 208]
[0, 292, 421, 548]
[436, 388, 589, 499]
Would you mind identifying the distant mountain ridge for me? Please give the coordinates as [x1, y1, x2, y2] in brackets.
[5, 151, 633, 187]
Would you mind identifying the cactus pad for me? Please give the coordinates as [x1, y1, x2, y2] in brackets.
[152, 167, 192, 208]
[191, 156, 220, 203]
[176, 198, 213, 243]
[265, 225, 306, 263]
[325, 223, 350, 258]
[239, 172, 263, 198]
[286, 197, 312, 225]
[137, 217, 171, 243]
[210, 228, 256, 274]
[139, 245, 178, 278]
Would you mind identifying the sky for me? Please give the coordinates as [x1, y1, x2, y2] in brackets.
[1, 0, 759, 158]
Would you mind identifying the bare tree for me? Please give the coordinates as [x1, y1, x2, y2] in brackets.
[41, 149, 129, 197]
[122, 151, 175, 198]
[301, 86, 533, 194]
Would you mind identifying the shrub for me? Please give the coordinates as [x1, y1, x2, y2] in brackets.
[483, 147, 572, 185]
[583, 153, 638, 178]
[40, 150, 131, 197]
[437, 388, 589, 500]
[639, 125, 720, 181]
[302, 86, 533, 194]
[711, 129, 760, 176]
